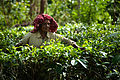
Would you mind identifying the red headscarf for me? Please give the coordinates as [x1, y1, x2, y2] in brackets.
[31, 14, 58, 33]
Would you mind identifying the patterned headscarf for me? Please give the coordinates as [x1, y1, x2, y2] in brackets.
[31, 14, 58, 33]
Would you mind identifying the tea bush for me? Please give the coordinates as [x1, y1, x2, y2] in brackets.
[0, 23, 120, 80]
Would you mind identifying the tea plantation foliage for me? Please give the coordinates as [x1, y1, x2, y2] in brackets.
[0, 0, 120, 80]
[0, 23, 120, 80]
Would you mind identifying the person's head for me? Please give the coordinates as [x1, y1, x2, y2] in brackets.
[31, 14, 58, 33]
[41, 20, 50, 32]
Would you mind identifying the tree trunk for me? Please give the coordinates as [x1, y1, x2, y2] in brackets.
[40, 0, 45, 14]
[29, 0, 34, 18]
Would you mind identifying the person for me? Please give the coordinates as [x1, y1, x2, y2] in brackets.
[15, 14, 85, 50]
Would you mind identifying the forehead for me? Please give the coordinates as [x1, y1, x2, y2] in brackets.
[44, 20, 50, 23]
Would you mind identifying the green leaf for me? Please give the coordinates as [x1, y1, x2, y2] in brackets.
[112, 55, 120, 64]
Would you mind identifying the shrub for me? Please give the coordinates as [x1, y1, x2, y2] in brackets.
[0, 23, 120, 80]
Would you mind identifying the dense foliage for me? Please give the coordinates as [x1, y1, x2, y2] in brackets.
[0, 23, 120, 80]
[0, 0, 120, 80]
